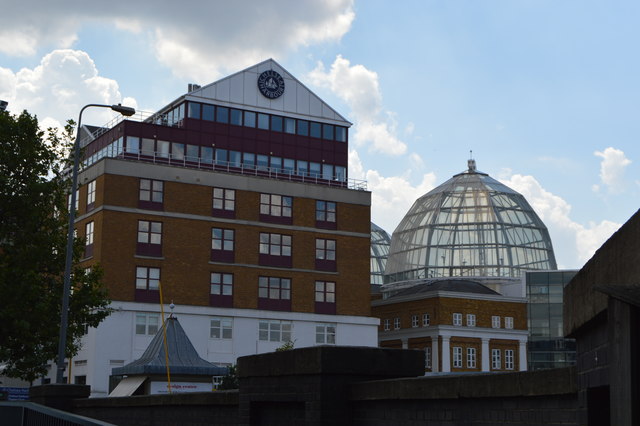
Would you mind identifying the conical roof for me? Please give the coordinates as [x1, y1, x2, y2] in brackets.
[385, 159, 557, 282]
[112, 316, 226, 376]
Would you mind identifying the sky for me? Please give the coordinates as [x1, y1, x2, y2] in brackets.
[1, 0, 638, 270]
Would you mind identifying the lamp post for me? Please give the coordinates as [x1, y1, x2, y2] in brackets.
[56, 103, 135, 384]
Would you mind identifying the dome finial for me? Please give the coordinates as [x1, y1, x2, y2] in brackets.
[468, 150, 476, 172]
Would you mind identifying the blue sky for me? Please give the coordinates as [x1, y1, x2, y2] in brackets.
[1, 0, 638, 269]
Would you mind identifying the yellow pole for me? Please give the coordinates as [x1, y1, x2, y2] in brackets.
[158, 281, 172, 393]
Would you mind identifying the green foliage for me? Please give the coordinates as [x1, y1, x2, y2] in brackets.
[0, 110, 111, 382]
[275, 340, 295, 352]
[218, 364, 238, 390]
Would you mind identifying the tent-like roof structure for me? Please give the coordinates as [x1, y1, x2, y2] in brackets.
[112, 316, 226, 376]
[385, 159, 557, 283]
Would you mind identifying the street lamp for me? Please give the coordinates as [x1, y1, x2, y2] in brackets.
[56, 103, 135, 384]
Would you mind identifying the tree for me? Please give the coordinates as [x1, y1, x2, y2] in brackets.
[218, 364, 238, 390]
[0, 110, 110, 382]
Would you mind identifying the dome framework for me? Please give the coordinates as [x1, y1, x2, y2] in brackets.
[371, 222, 391, 285]
[385, 160, 557, 283]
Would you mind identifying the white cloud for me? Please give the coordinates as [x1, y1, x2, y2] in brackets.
[501, 173, 621, 268]
[350, 149, 436, 235]
[594, 147, 631, 194]
[309, 55, 408, 156]
[2, 49, 136, 128]
[0, 1, 354, 81]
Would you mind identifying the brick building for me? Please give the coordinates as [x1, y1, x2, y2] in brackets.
[50, 59, 378, 396]
[373, 279, 528, 373]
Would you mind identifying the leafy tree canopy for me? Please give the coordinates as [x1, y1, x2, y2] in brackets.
[0, 110, 110, 382]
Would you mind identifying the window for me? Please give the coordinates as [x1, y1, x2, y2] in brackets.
[135, 313, 159, 335]
[422, 313, 430, 326]
[315, 323, 336, 344]
[322, 123, 334, 140]
[492, 316, 501, 328]
[257, 113, 269, 129]
[202, 104, 215, 121]
[310, 122, 321, 138]
[316, 200, 336, 229]
[467, 347, 477, 368]
[453, 347, 462, 368]
[86, 180, 96, 208]
[258, 320, 292, 342]
[271, 115, 283, 132]
[260, 193, 292, 223]
[394, 317, 400, 330]
[505, 349, 515, 370]
[335, 126, 347, 142]
[505, 317, 514, 329]
[297, 120, 309, 136]
[315, 239, 336, 272]
[188, 102, 201, 119]
[259, 233, 291, 256]
[68, 189, 79, 212]
[210, 273, 233, 307]
[466, 314, 476, 327]
[136, 266, 160, 290]
[258, 276, 291, 311]
[210, 317, 233, 339]
[139, 179, 163, 209]
[425, 347, 432, 369]
[284, 118, 295, 134]
[230, 108, 242, 125]
[453, 313, 462, 326]
[492, 349, 501, 369]
[383, 319, 390, 331]
[315, 280, 336, 314]
[244, 111, 256, 127]
[211, 228, 234, 262]
[216, 106, 229, 123]
[137, 220, 162, 256]
[411, 315, 419, 328]
[84, 221, 94, 257]
[212, 188, 235, 217]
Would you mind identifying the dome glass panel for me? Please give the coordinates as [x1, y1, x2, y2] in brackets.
[371, 222, 391, 285]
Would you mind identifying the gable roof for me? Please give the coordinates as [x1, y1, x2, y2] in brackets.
[112, 316, 226, 376]
[185, 58, 351, 126]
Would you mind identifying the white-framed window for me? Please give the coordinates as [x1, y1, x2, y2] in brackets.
[135, 313, 159, 335]
[422, 313, 430, 326]
[87, 180, 96, 206]
[492, 349, 501, 369]
[85, 221, 94, 246]
[315, 323, 336, 344]
[466, 314, 476, 327]
[393, 317, 401, 330]
[453, 346, 462, 368]
[492, 316, 501, 328]
[425, 347, 432, 369]
[467, 347, 477, 368]
[453, 313, 462, 326]
[136, 266, 160, 290]
[411, 315, 419, 328]
[505, 349, 515, 370]
[258, 320, 292, 342]
[505, 317, 514, 329]
[383, 319, 390, 331]
[210, 317, 232, 339]
[213, 188, 235, 211]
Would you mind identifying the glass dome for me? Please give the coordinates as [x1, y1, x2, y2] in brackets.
[384, 160, 557, 283]
[371, 222, 391, 285]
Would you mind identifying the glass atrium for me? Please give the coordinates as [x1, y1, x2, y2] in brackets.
[370, 222, 391, 287]
[385, 160, 557, 283]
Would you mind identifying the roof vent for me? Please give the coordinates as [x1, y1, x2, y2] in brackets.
[468, 159, 476, 172]
[188, 84, 201, 92]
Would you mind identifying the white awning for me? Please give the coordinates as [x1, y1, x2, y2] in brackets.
[108, 376, 147, 397]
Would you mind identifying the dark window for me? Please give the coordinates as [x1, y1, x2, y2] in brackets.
[188, 102, 201, 119]
[137, 220, 162, 257]
[271, 115, 283, 132]
[310, 122, 321, 138]
[230, 109, 242, 125]
[284, 118, 295, 134]
[215, 148, 228, 165]
[84, 221, 94, 258]
[257, 113, 269, 130]
[216, 106, 229, 123]
[186, 144, 199, 162]
[229, 151, 241, 167]
[202, 104, 215, 121]
[323, 124, 334, 140]
[297, 120, 309, 136]
[139, 179, 163, 210]
[335, 126, 347, 142]
[258, 276, 291, 311]
[211, 228, 234, 262]
[244, 111, 256, 127]
[210, 272, 233, 307]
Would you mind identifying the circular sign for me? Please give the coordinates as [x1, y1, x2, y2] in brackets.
[257, 70, 285, 99]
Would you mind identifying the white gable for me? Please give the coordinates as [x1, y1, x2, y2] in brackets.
[184, 59, 351, 126]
